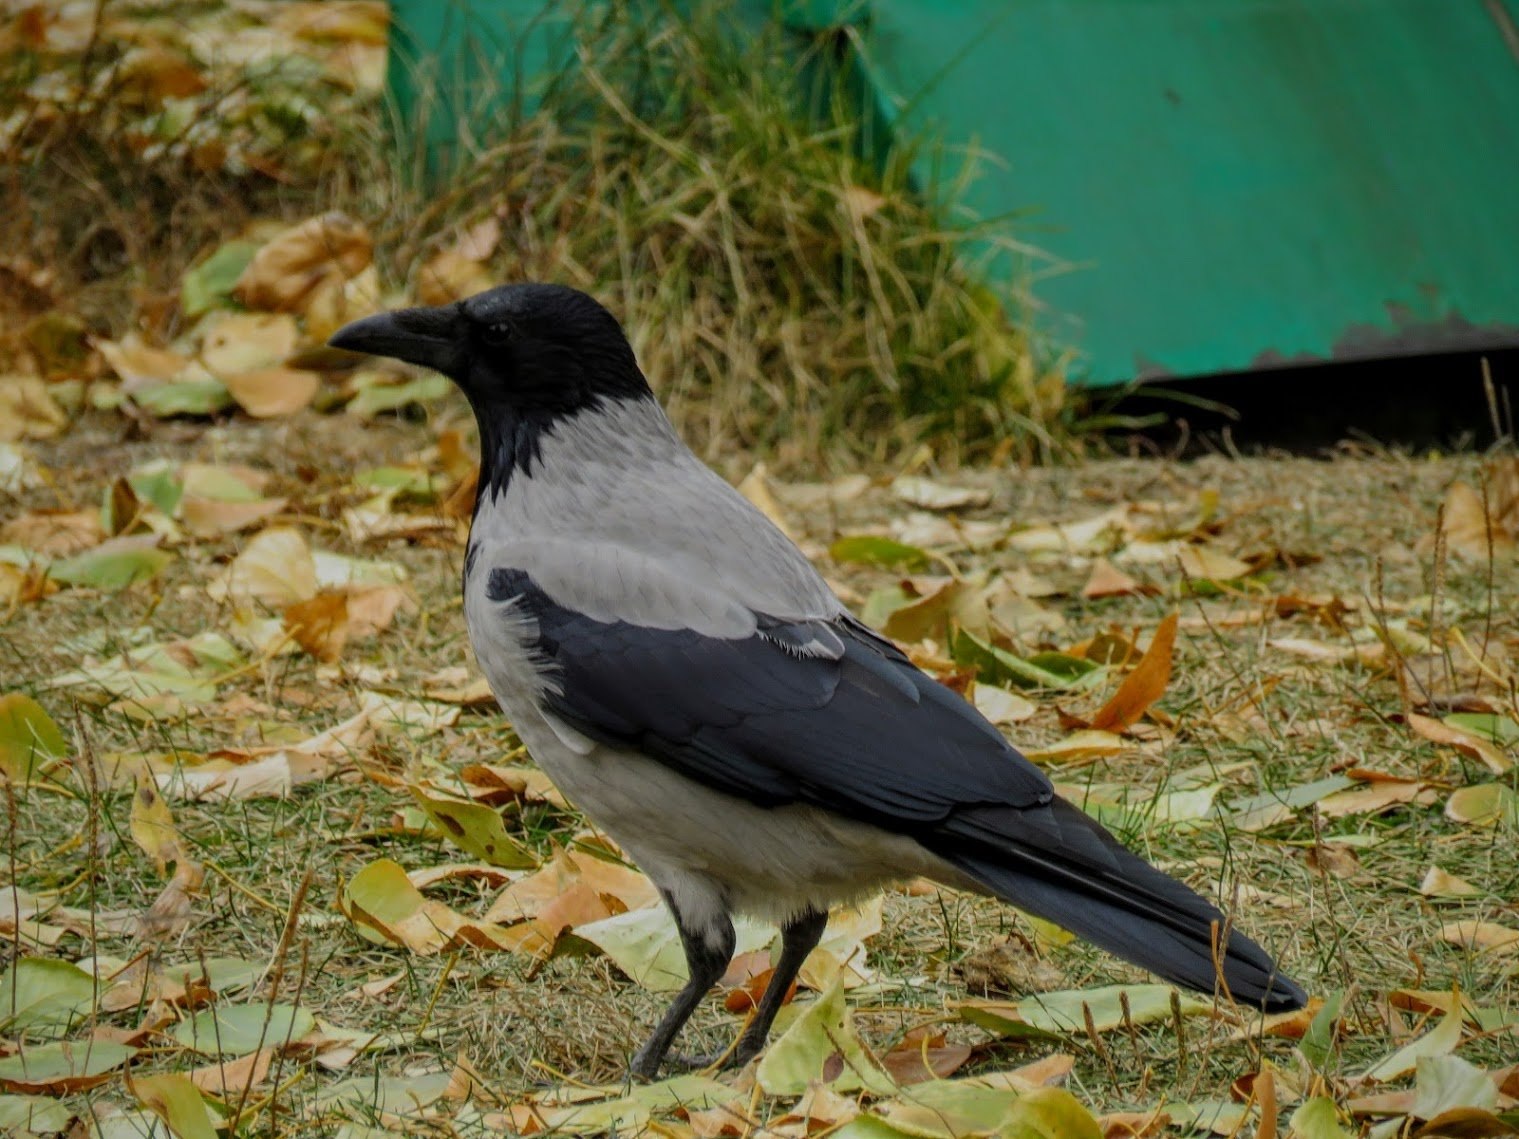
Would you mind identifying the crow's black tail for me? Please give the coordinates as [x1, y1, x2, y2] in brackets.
[934, 799, 1306, 1012]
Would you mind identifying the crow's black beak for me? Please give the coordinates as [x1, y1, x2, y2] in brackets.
[328, 304, 466, 376]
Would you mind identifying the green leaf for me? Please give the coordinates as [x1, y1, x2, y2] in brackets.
[127, 463, 184, 517]
[874, 1083, 1102, 1139]
[0, 693, 67, 785]
[172, 1001, 315, 1056]
[757, 978, 897, 1096]
[1299, 989, 1345, 1069]
[0, 1094, 74, 1134]
[958, 984, 1212, 1037]
[1289, 1098, 1355, 1139]
[572, 904, 773, 993]
[0, 958, 95, 1036]
[345, 374, 450, 419]
[515, 1075, 734, 1137]
[829, 535, 931, 572]
[408, 786, 536, 869]
[951, 629, 1104, 691]
[353, 466, 443, 500]
[0, 1040, 136, 1093]
[180, 240, 259, 319]
[130, 1072, 219, 1139]
[315, 1070, 457, 1116]
[1361, 1007, 1463, 1082]
[1443, 713, 1519, 747]
[132, 379, 235, 418]
[1445, 783, 1519, 827]
[49, 546, 172, 591]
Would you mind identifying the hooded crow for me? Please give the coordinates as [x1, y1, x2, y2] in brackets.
[330, 283, 1307, 1078]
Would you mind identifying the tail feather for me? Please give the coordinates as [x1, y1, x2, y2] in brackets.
[935, 801, 1307, 1012]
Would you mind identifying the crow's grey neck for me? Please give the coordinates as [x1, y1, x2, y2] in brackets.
[471, 391, 671, 504]
[470, 393, 686, 532]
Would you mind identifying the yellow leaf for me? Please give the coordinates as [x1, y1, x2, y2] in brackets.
[129, 777, 184, 874]
[210, 527, 317, 606]
[129, 1072, 219, 1139]
[0, 376, 68, 441]
[1177, 545, 1253, 581]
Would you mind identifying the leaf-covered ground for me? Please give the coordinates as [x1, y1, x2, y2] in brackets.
[3, 400, 1518, 1137]
[3, 4, 1518, 1137]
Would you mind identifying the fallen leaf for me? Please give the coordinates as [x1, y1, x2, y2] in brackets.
[0, 957, 94, 1036]
[956, 984, 1213, 1038]
[417, 248, 494, 306]
[1433, 461, 1519, 560]
[1088, 613, 1178, 732]
[129, 776, 185, 873]
[173, 1002, 315, 1056]
[0, 508, 102, 554]
[48, 539, 172, 591]
[129, 1072, 219, 1139]
[234, 211, 372, 312]
[0, 692, 67, 785]
[1082, 559, 1155, 600]
[210, 526, 317, 606]
[0, 375, 68, 440]
[1409, 713, 1512, 775]
[1177, 545, 1254, 582]
[1420, 867, 1483, 898]
[221, 366, 321, 417]
[339, 857, 517, 956]
[830, 535, 932, 572]
[1439, 921, 1519, 956]
[0, 1040, 137, 1093]
[880, 1029, 974, 1085]
[737, 462, 798, 541]
[1360, 1007, 1464, 1083]
[1445, 783, 1519, 827]
[407, 784, 536, 868]
[187, 1046, 275, 1097]
[973, 683, 1037, 725]
[1317, 779, 1438, 818]
[198, 311, 299, 374]
[891, 474, 991, 511]
[756, 978, 895, 1095]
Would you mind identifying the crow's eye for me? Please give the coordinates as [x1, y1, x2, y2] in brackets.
[480, 321, 514, 347]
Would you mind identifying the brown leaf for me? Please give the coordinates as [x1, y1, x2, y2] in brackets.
[1317, 779, 1439, 818]
[1433, 460, 1519, 560]
[0, 508, 103, 555]
[221, 366, 321, 418]
[284, 591, 351, 662]
[234, 212, 372, 313]
[0, 375, 68, 440]
[417, 249, 494, 307]
[1089, 612, 1179, 732]
[880, 1029, 973, 1085]
[1439, 920, 1519, 955]
[179, 495, 287, 537]
[134, 859, 204, 945]
[1100, 1110, 1172, 1139]
[188, 1046, 275, 1096]
[1408, 713, 1511, 775]
[1082, 558, 1154, 600]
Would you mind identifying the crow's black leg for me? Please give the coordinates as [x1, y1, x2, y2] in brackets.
[729, 907, 828, 1067]
[629, 896, 735, 1081]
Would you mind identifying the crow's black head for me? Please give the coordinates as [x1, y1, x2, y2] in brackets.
[329, 283, 650, 417]
[330, 284, 654, 496]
